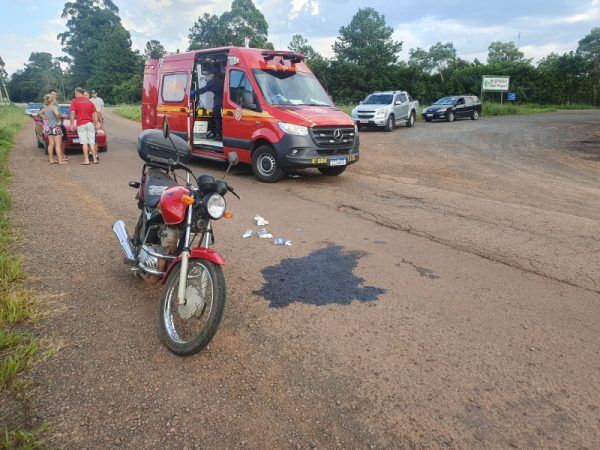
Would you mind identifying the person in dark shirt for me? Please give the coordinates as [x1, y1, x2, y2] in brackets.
[195, 68, 224, 141]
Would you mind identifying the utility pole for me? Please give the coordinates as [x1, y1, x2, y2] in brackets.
[0, 76, 10, 105]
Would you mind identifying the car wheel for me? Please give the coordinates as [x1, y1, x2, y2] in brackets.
[318, 166, 347, 176]
[36, 133, 44, 149]
[357, 124, 363, 132]
[447, 112, 455, 122]
[471, 111, 479, 120]
[252, 145, 285, 183]
[406, 112, 416, 128]
[384, 115, 395, 132]
[43, 139, 49, 155]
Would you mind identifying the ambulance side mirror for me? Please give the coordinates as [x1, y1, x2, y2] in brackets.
[162, 115, 170, 139]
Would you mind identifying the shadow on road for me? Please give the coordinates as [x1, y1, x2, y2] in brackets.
[255, 245, 385, 308]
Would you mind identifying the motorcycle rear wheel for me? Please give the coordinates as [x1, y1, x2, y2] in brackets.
[159, 259, 226, 356]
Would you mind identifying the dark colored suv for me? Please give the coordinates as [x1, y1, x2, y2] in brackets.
[422, 95, 481, 122]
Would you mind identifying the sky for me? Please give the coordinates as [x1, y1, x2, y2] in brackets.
[2, 0, 599, 75]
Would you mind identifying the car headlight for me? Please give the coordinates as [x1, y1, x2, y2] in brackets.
[437, 108, 447, 112]
[206, 194, 226, 219]
[278, 122, 308, 136]
[374, 109, 386, 118]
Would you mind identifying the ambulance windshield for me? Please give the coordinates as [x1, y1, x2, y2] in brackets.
[253, 70, 333, 107]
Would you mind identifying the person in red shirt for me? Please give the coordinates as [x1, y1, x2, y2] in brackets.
[69, 87, 99, 165]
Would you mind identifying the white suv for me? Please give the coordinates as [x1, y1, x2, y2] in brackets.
[351, 91, 419, 132]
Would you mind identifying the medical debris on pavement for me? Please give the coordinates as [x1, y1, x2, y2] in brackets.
[242, 214, 292, 246]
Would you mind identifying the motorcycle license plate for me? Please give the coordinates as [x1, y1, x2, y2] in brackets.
[73, 138, 79, 143]
[329, 157, 347, 167]
[426, 114, 433, 117]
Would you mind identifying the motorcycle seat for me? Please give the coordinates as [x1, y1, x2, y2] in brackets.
[143, 169, 177, 208]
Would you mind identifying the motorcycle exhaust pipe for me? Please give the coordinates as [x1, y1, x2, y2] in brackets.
[112, 220, 136, 262]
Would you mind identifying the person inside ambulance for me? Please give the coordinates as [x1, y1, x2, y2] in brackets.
[194, 66, 224, 141]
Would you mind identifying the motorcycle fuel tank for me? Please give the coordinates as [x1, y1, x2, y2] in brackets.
[160, 185, 191, 225]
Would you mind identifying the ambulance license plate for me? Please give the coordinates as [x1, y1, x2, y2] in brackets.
[329, 157, 346, 167]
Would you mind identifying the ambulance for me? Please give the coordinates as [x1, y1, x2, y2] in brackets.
[142, 47, 359, 182]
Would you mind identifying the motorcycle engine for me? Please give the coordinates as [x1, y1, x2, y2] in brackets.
[139, 225, 179, 285]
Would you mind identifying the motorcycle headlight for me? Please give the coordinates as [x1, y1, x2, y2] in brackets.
[278, 122, 308, 136]
[206, 194, 226, 219]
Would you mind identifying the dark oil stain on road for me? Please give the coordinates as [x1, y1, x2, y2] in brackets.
[255, 245, 385, 308]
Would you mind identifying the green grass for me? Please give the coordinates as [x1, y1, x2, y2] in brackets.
[482, 102, 596, 116]
[112, 105, 141, 122]
[0, 105, 47, 448]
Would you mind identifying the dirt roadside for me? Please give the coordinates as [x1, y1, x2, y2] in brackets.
[8, 111, 600, 448]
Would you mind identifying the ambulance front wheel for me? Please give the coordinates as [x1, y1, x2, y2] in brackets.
[252, 145, 285, 183]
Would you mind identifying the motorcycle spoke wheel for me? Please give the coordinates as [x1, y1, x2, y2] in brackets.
[160, 259, 225, 356]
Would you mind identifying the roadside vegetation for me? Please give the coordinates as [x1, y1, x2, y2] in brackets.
[481, 102, 595, 116]
[112, 105, 141, 122]
[0, 105, 49, 448]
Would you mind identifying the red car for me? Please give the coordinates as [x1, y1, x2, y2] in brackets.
[34, 104, 107, 154]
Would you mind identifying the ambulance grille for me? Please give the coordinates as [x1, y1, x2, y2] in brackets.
[310, 126, 355, 148]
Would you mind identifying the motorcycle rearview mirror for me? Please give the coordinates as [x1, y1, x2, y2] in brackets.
[228, 152, 239, 166]
[162, 115, 170, 140]
[223, 152, 239, 179]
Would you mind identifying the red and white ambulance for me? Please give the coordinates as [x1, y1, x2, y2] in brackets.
[142, 47, 359, 182]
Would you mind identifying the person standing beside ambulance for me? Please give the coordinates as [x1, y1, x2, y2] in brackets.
[195, 67, 224, 141]
[69, 87, 99, 165]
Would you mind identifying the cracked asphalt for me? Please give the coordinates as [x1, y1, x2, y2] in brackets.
[7, 109, 600, 448]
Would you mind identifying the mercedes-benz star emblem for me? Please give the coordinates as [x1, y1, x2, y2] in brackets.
[333, 129, 344, 142]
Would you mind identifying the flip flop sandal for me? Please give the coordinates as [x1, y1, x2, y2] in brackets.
[81, 161, 90, 165]
[93, 161, 99, 164]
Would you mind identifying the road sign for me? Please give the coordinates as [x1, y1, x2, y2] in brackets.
[507, 92, 517, 101]
[482, 76, 510, 92]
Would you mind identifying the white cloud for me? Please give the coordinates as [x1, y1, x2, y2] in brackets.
[2, 16, 66, 74]
[288, 0, 320, 21]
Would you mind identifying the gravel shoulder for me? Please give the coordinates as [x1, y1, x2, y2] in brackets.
[9, 110, 600, 448]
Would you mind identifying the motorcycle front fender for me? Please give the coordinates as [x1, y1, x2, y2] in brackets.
[160, 248, 226, 284]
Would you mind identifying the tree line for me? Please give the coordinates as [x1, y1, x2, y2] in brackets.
[3, 0, 599, 106]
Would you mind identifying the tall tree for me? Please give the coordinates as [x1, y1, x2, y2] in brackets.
[88, 26, 142, 100]
[288, 34, 328, 87]
[188, 0, 273, 50]
[488, 41, 528, 63]
[144, 40, 166, 60]
[188, 13, 229, 50]
[333, 8, 401, 68]
[288, 34, 325, 65]
[59, 0, 140, 101]
[7, 52, 63, 102]
[59, 0, 121, 86]
[409, 42, 456, 82]
[577, 27, 600, 65]
[221, 0, 272, 48]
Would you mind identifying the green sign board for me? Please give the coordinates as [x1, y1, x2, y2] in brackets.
[482, 76, 510, 92]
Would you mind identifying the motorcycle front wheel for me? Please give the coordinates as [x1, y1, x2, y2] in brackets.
[159, 259, 226, 356]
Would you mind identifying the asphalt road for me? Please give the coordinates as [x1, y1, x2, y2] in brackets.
[8, 109, 600, 448]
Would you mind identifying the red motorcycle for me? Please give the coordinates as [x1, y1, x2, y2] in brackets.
[113, 118, 239, 356]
